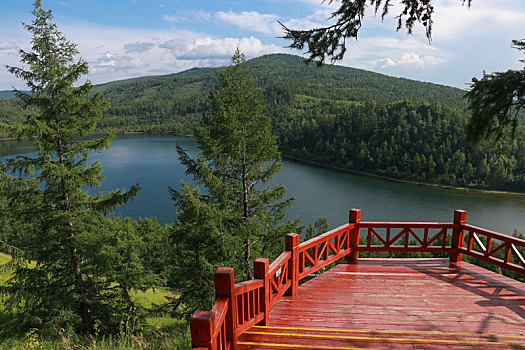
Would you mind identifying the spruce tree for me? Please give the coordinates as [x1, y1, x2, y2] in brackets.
[168, 50, 298, 317]
[0, 1, 147, 334]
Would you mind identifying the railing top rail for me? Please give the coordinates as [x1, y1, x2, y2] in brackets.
[359, 222, 456, 229]
[235, 279, 264, 294]
[297, 223, 353, 251]
[463, 224, 525, 246]
[269, 251, 291, 276]
[212, 297, 229, 327]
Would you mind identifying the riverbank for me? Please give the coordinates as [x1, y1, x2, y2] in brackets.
[282, 153, 525, 199]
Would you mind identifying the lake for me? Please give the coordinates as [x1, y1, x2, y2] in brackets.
[2, 134, 525, 235]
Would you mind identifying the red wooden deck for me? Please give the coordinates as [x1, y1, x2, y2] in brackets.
[190, 209, 525, 350]
[238, 258, 525, 349]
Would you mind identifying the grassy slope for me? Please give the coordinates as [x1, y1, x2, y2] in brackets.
[0, 254, 188, 349]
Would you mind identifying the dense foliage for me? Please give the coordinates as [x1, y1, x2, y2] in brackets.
[281, 0, 448, 64]
[0, 1, 152, 335]
[166, 51, 298, 318]
[271, 97, 525, 191]
[4, 54, 524, 192]
[466, 39, 525, 143]
[88, 54, 466, 134]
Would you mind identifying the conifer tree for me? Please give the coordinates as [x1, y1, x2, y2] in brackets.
[0, 1, 147, 334]
[466, 39, 525, 144]
[168, 50, 298, 317]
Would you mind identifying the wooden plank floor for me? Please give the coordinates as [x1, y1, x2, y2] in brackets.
[238, 258, 525, 349]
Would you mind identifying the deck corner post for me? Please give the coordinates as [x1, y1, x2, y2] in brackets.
[285, 233, 300, 296]
[254, 257, 270, 326]
[348, 208, 361, 263]
[214, 267, 238, 349]
[190, 310, 215, 349]
[450, 209, 467, 263]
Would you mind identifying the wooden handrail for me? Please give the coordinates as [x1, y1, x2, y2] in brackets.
[234, 278, 265, 336]
[191, 208, 525, 350]
[460, 224, 525, 274]
[190, 297, 229, 350]
[296, 223, 353, 280]
[358, 222, 454, 251]
[268, 250, 292, 309]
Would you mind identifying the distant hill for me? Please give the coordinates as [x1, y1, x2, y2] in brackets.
[7, 54, 524, 192]
[0, 90, 17, 99]
[93, 53, 467, 134]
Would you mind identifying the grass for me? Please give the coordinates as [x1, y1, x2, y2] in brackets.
[0, 253, 191, 350]
[0, 252, 11, 264]
[130, 288, 171, 310]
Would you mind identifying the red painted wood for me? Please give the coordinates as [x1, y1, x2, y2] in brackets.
[238, 258, 525, 350]
[348, 209, 361, 263]
[358, 246, 451, 252]
[215, 268, 237, 349]
[192, 209, 525, 349]
[359, 222, 456, 229]
[285, 233, 300, 297]
[268, 251, 290, 276]
[297, 223, 352, 251]
[254, 258, 269, 326]
[234, 280, 263, 294]
[464, 224, 525, 243]
[191, 298, 231, 350]
[191, 310, 214, 349]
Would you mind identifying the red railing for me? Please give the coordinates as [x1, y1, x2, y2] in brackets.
[296, 223, 353, 280]
[268, 250, 292, 308]
[460, 224, 525, 274]
[190, 297, 230, 350]
[357, 222, 455, 252]
[190, 209, 525, 350]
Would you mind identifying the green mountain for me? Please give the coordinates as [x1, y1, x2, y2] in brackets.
[93, 53, 467, 134]
[0, 91, 17, 99]
[3, 53, 525, 192]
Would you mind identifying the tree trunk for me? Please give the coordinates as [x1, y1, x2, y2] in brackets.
[242, 145, 251, 280]
[54, 93, 89, 331]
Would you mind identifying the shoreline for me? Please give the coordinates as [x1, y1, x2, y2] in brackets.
[3, 132, 525, 199]
[281, 154, 525, 199]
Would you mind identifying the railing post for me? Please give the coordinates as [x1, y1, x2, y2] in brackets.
[190, 310, 215, 349]
[214, 267, 238, 350]
[348, 208, 361, 263]
[450, 209, 467, 263]
[285, 233, 300, 296]
[254, 258, 270, 326]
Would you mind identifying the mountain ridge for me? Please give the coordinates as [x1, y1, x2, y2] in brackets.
[89, 53, 467, 134]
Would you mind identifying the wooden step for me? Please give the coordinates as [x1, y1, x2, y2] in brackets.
[238, 325, 525, 349]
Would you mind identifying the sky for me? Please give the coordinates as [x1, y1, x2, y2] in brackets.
[0, 0, 524, 90]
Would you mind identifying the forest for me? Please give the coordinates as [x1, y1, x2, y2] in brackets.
[0, 3, 524, 347]
[3, 53, 524, 192]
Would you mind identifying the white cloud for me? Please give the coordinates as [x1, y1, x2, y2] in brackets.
[376, 53, 444, 68]
[432, 4, 525, 41]
[213, 9, 334, 36]
[10, 20, 287, 85]
[0, 41, 17, 51]
[124, 42, 155, 54]
[166, 36, 285, 60]
[216, 11, 282, 35]
[90, 53, 144, 74]
[162, 10, 211, 23]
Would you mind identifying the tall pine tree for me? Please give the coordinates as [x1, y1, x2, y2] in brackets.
[167, 50, 298, 317]
[0, 1, 148, 334]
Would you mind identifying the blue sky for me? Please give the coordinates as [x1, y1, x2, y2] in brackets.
[0, 0, 524, 90]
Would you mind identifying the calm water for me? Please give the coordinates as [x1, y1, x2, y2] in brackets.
[2, 134, 525, 235]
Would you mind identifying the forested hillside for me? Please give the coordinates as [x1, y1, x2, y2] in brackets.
[2, 53, 525, 191]
[0, 91, 18, 99]
[91, 53, 466, 134]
